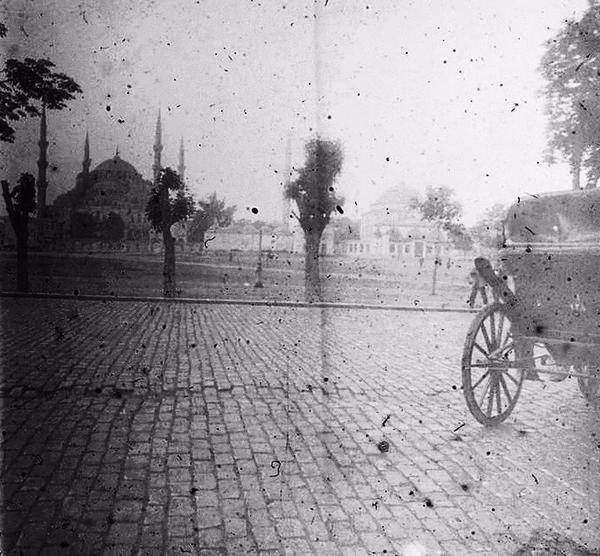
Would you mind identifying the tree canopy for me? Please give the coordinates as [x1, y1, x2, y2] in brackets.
[470, 203, 507, 250]
[145, 167, 195, 234]
[284, 137, 344, 236]
[540, 5, 600, 188]
[410, 186, 462, 232]
[410, 185, 472, 250]
[187, 192, 236, 243]
[0, 57, 82, 143]
[285, 137, 344, 302]
[1, 23, 81, 142]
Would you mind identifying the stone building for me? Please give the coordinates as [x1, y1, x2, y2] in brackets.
[345, 185, 451, 259]
[49, 111, 184, 250]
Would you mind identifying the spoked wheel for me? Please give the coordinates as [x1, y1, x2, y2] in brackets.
[462, 302, 526, 426]
[577, 364, 600, 407]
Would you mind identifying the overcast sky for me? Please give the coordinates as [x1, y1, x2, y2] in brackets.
[0, 0, 589, 224]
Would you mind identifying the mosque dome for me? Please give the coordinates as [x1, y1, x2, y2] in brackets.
[371, 185, 421, 210]
[93, 154, 140, 178]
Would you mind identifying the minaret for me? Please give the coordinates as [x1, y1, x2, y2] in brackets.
[37, 105, 48, 217]
[178, 137, 185, 182]
[82, 132, 91, 174]
[153, 108, 163, 185]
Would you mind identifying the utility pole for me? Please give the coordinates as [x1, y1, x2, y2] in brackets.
[431, 244, 442, 295]
[254, 228, 264, 288]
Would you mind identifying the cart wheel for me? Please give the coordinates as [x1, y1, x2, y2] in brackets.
[577, 364, 600, 407]
[462, 302, 526, 426]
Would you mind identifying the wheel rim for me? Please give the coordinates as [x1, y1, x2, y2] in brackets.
[463, 305, 524, 424]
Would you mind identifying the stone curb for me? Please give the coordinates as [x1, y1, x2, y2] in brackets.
[0, 291, 478, 313]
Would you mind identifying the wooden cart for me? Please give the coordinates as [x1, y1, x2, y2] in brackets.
[462, 189, 600, 425]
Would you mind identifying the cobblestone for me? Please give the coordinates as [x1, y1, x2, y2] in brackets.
[1, 297, 599, 554]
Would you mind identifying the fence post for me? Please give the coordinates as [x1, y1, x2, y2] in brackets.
[431, 257, 438, 295]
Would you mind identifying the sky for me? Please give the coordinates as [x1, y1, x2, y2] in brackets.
[0, 0, 590, 224]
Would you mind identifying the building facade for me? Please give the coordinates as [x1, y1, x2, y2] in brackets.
[31, 111, 186, 251]
[345, 185, 452, 260]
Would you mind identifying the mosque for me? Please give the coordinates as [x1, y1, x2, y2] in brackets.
[344, 185, 451, 260]
[32, 111, 184, 250]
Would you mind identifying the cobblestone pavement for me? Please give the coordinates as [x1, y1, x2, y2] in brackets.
[1, 298, 599, 555]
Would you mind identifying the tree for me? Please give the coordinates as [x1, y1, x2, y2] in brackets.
[285, 137, 344, 302]
[540, 5, 600, 189]
[5, 58, 81, 214]
[449, 223, 474, 252]
[1, 173, 36, 291]
[187, 192, 236, 247]
[410, 185, 471, 251]
[145, 168, 194, 297]
[0, 24, 81, 292]
[1, 47, 82, 214]
[470, 203, 507, 250]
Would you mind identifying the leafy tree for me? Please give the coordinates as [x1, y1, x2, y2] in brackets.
[187, 192, 236, 247]
[0, 24, 81, 291]
[410, 186, 461, 227]
[145, 168, 195, 297]
[540, 5, 600, 189]
[1, 173, 36, 291]
[285, 137, 344, 302]
[1, 32, 82, 213]
[410, 185, 471, 251]
[448, 223, 474, 252]
[470, 203, 507, 250]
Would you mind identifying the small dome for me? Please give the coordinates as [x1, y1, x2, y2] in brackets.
[372, 185, 421, 209]
[93, 155, 139, 177]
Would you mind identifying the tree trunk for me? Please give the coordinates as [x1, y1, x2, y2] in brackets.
[304, 232, 322, 303]
[198, 230, 206, 254]
[163, 232, 176, 297]
[571, 147, 582, 190]
[37, 105, 48, 218]
[16, 229, 29, 293]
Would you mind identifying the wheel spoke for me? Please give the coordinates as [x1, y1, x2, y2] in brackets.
[503, 370, 521, 386]
[471, 370, 490, 390]
[480, 322, 493, 351]
[474, 342, 489, 358]
[499, 374, 513, 405]
[495, 377, 503, 413]
[489, 313, 497, 347]
[478, 376, 492, 408]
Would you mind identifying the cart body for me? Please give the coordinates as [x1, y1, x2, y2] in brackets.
[462, 189, 600, 425]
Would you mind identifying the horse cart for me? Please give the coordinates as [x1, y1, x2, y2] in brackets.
[462, 188, 600, 425]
